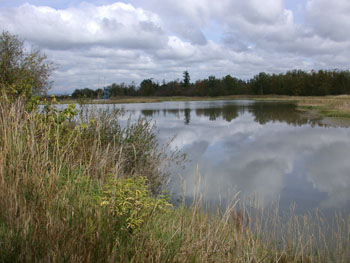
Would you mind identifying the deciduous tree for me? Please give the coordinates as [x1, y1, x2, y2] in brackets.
[0, 31, 56, 99]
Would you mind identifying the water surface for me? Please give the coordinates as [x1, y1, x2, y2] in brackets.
[107, 100, 350, 213]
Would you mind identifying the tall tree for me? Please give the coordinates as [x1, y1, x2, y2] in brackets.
[183, 71, 190, 89]
[140, 79, 157, 96]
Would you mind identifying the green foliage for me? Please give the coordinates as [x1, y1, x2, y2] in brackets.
[77, 69, 350, 100]
[0, 31, 55, 101]
[71, 88, 100, 99]
[183, 70, 190, 89]
[98, 176, 172, 231]
[140, 78, 158, 96]
[42, 96, 78, 124]
[321, 109, 350, 118]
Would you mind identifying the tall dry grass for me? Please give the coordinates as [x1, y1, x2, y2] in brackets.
[0, 98, 177, 262]
[297, 95, 350, 118]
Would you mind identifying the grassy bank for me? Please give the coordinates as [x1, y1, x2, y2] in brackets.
[296, 96, 350, 118]
[1, 99, 349, 262]
[57, 95, 350, 120]
[251, 95, 350, 119]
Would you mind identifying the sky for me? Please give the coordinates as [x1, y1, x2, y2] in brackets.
[0, 0, 349, 94]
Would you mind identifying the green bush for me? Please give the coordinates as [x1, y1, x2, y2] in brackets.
[98, 175, 172, 231]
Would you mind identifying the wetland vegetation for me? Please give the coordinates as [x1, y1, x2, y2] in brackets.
[1, 98, 350, 262]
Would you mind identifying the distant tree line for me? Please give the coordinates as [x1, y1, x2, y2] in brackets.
[70, 69, 350, 99]
[71, 88, 104, 99]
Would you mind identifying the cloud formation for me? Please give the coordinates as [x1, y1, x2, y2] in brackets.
[1, 2, 166, 50]
[0, 0, 349, 93]
[306, 0, 350, 42]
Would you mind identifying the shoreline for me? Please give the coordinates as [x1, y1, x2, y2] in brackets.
[55, 95, 350, 127]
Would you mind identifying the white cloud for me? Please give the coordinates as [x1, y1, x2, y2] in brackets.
[0, 2, 167, 50]
[155, 36, 197, 60]
[304, 141, 350, 208]
[0, 0, 350, 93]
[306, 0, 350, 42]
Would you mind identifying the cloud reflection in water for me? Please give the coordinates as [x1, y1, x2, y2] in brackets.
[115, 100, 350, 212]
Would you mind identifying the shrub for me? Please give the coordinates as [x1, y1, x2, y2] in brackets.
[98, 175, 172, 231]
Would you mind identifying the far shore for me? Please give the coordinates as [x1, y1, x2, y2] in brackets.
[54, 94, 350, 124]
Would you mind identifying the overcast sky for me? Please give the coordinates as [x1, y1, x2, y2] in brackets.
[1, 0, 349, 94]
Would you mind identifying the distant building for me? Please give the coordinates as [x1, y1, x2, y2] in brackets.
[103, 87, 110, 99]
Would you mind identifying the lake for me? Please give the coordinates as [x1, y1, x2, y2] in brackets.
[99, 100, 350, 214]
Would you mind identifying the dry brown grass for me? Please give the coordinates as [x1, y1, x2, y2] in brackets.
[295, 95, 350, 118]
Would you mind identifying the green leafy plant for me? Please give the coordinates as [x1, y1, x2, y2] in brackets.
[98, 175, 172, 231]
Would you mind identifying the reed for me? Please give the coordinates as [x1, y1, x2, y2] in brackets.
[0, 98, 177, 262]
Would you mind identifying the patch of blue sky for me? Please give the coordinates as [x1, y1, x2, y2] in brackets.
[201, 19, 224, 44]
[284, 0, 307, 24]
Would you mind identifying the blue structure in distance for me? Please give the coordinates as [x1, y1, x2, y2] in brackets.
[103, 87, 110, 99]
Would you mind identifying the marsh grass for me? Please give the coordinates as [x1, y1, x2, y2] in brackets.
[0, 98, 179, 262]
[289, 96, 350, 119]
[119, 189, 350, 262]
[0, 98, 349, 262]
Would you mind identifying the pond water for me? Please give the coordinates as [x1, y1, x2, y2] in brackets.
[102, 100, 350, 214]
